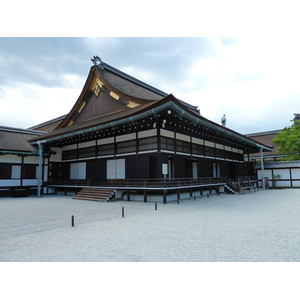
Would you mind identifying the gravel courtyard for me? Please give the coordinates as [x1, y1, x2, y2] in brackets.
[1, 188, 300, 262]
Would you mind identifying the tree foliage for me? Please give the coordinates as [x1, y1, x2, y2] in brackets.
[272, 119, 300, 161]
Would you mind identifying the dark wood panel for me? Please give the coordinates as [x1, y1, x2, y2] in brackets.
[0, 163, 12, 179]
[75, 91, 127, 123]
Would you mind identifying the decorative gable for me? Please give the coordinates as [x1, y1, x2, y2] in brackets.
[61, 73, 144, 128]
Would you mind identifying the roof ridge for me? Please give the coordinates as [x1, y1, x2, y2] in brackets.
[0, 125, 46, 135]
[99, 62, 199, 112]
[100, 62, 168, 97]
[28, 114, 67, 130]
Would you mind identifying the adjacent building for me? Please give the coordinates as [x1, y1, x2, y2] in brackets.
[246, 118, 300, 188]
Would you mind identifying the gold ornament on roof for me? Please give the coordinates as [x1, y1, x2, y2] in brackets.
[90, 77, 103, 96]
[127, 101, 141, 108]
[110, 91, 120, 100]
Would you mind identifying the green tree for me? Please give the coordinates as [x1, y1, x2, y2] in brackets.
[272, 119, 300, 161]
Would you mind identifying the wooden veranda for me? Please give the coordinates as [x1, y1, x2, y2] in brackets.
[47, 176, 258, 203]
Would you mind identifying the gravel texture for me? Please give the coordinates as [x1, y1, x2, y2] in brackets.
[1, 189, 300, 262]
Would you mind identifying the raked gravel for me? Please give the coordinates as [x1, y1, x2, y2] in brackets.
[1, 189, 300, 262]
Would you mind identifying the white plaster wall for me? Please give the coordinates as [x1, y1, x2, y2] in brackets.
[257, 168, 300, 188]
[274, 169, 290, 179]
[50, 147, 62, 162]
[0, 155, 22, 164]
[160, 129, 175, 138]
[23, 179, 39, 186]
[0, 180, 21, 187]
[257, 170, 272, 179]
[63, 144, 77, 151]
[23, 156, 39, 164]
[116, 133, 136, 142]
[292, 181, 300, 187]
[78, 141, 96, 149]
[138, 129, 157, 138]
[291, 169, 300, 178]
[205, 141, 214, 148]
[97, 137, 114, 145]
[176, 133, 190, 142]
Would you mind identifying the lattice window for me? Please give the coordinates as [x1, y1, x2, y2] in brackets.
[97, 144, 115, 156]
[138, 137, 158, 151]
[116, 140, 137, 154]
[161, 137, 175, 151]
[78, 146, 96, 158]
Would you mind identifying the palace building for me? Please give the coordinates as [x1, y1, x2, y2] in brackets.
[0, 58, 272, 201]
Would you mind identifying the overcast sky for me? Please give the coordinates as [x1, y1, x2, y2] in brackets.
[1, 36, 300, 134]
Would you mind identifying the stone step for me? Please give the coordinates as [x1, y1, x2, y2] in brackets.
[73, 188, 115, 202]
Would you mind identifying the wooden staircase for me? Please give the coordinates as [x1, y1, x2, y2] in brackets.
[73, 188, 115, 202]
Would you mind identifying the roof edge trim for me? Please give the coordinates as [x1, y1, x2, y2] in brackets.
[31, 101, 272, 151]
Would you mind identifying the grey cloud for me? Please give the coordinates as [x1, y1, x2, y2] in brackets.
[0, 38, 88, 87]
[0, 37, 218, 90]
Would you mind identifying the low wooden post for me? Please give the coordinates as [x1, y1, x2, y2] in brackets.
[122, 207, 124, 217]
[194, 195, 196, 201]
[155, 202, 157, 211]
[127, 190, 130, 201]
[163, 190, 167, 204]
[71, 215, 74, 227]
[207, 193, 209, 198]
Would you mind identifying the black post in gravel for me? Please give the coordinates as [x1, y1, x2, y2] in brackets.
[194, 195, 196, 201]
[207, 193, 209, 198]
[71, 215, 74, 227]
[155, 202, 157, 210]
[122, 207, 124, 218]
[177, 198, 179, 204]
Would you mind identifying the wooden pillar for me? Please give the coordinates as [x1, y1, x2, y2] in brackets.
[260, 148, 265, 189]
[127, 190, 130, 201]
[177, 189, 180, 201]
[143, 190, 147, 202]
[163, 190, 167, 204]
[20, 155, 24, 188]
[37, 141, 44, 197]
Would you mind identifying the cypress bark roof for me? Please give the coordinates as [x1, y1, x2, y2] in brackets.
[26, 59, 271, 153]
[0, 126, 44, 154]
[256, 161, 300, 169]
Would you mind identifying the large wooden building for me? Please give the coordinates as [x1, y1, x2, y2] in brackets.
[1, 58, 272, 201]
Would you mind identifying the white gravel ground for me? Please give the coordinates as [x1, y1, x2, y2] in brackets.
[1, 188, 300, 262]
